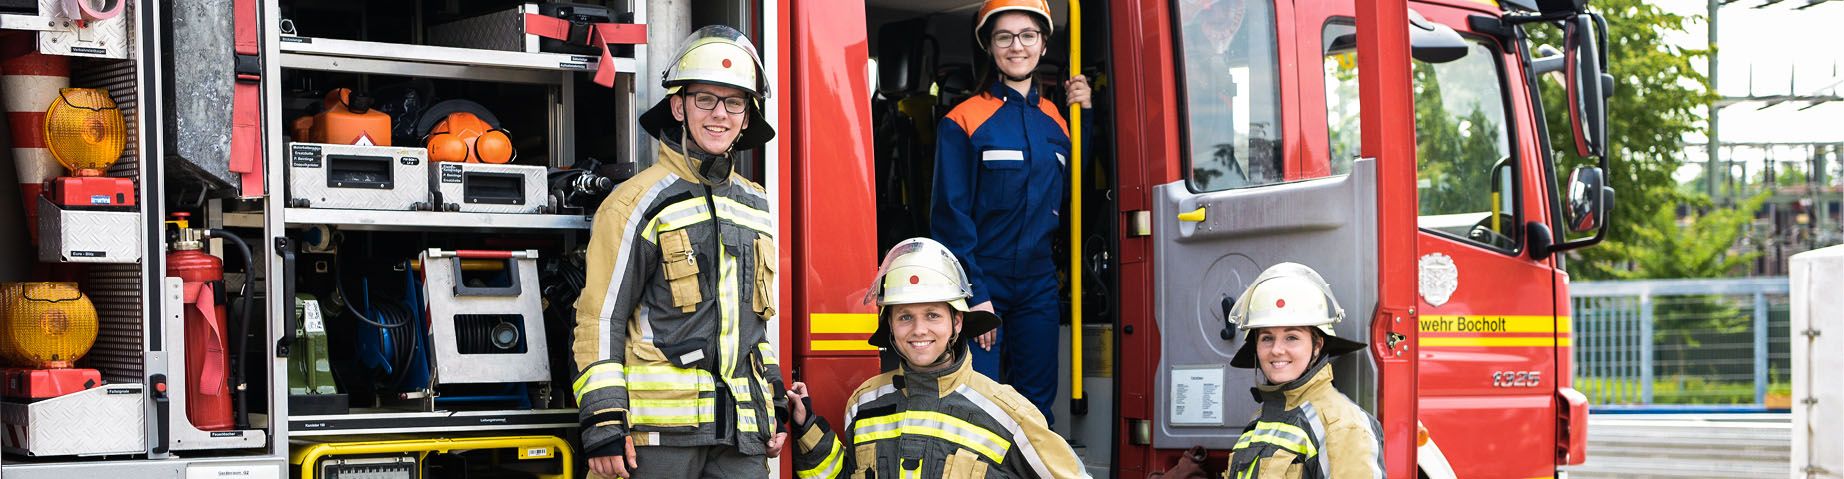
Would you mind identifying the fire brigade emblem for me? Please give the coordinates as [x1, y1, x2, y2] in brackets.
[1418, 253, 1458, 307]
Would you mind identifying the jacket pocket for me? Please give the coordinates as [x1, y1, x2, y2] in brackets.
[852, 444, 878, 479]
[752, 233, 777, 319]
[943, 449, 990, 479]
[977, 149, 1027, 213]
[659, 228, 702, 312]
[626, 343, 715, 430]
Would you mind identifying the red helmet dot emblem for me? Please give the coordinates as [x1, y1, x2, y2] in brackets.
[722, 58, 733, 68]
[909, 275, 920, 284]
[1276, 299, 1286, 308]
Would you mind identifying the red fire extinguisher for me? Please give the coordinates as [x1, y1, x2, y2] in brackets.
[166, 212, 232, 431]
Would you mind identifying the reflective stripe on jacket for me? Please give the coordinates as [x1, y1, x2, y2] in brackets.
[572, 138, 784, 456]
[793, 351, 1090, 478]
[1225, 365, 1384, 479]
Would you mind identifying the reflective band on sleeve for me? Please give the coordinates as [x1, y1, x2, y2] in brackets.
[759, 343, 779, 365]
[574, 362, 627, 403]
[799, 438, 846, 479]
[852, 411, 1011, 463]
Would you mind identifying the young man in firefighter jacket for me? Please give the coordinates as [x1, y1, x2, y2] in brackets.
[785, 238, 1090, 478]
[930, 0, 1093, 426]
[1216, 263, 1385, 479]
[572, 25, 788, 479]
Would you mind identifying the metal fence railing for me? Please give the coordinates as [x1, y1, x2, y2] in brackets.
[1570, 277, 1791, 410]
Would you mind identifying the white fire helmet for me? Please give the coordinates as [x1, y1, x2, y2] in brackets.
[1227, 262, 1367, 369]
[862, 238, 999, 349]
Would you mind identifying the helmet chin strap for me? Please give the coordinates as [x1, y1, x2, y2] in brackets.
[675, 98, 741, 182]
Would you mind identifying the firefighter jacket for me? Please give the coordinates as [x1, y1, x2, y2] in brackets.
[792, 349, 1091, 478]
[572, 134, 784, 458]
[1225, 363, 1384, 479]
[931, 81, 1070, 306]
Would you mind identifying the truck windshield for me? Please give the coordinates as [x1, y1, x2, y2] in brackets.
[1174, 0, 1283, 192]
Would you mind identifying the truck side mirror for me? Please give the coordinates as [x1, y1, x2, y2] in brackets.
[1408, 9, 1469, 64]
[1564, 166, 1605, 233]
[1564, 13, 1610, 159]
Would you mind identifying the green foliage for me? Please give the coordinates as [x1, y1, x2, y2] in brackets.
[1525, 0, 1720, 279]
[1598, 192, 1767, 280]
[1576, 376, 1788, 405]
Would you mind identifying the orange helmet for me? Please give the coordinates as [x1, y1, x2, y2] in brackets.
[975, 0, 1054, 48]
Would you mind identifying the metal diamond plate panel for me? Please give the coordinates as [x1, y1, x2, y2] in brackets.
[435, 163, 547, 214]
[35, 0, 132, 59]
[1, 384, 145, 456]
[38, 197, 142, 264]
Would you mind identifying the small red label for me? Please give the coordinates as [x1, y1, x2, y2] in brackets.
[909, 275, 919, 284]
[1276, 299, 1286, 308]
[723, 58, 733, 68]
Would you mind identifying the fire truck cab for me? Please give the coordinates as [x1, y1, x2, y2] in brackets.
[782, 0, 1612, 477]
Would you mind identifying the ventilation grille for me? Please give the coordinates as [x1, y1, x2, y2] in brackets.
[73, 57, 143, 383]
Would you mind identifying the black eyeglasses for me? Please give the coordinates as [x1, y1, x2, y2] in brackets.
[686, 91, 750, 114]
[991, 30, 1043, 48]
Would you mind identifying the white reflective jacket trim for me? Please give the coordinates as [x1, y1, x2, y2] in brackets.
[845, 383, 901, 424]
[955, 384, 1085, 479]
[596, 172, 681, 359]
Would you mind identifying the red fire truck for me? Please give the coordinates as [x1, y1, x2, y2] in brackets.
[773, 0, 1611, 477]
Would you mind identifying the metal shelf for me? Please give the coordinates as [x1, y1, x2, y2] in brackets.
[288, 408, 578, 436]
[278, 36, 636, 84]
[280, 208, 592, 231]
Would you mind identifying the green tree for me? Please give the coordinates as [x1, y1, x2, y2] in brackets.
[1526, 0, 1720, 280]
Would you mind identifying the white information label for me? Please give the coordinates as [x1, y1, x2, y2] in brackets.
[187, 464, 282, 479]
[302, 299, 326, 333]
[1169, 365, 1226, 426]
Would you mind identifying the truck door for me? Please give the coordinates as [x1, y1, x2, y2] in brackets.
[1320, 5, 1563, 477]
[1143, 0, 1387, 453]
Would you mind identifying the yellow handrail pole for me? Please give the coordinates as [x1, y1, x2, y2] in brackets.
[1067, 0, 1085, 412]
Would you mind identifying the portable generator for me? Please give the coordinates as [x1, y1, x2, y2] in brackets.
[286, 142, 432, 211]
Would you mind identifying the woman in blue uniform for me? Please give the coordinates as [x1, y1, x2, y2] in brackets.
[930, 0, 1092, 425]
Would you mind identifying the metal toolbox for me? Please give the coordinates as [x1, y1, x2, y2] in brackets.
[36, 196, 141, 264]
[287, 142, 432, 211]
[428, 2, 629, 57]
[433, 162, 548, 214]
[421, 249, 549, 385]
[1, 383, 145, 456]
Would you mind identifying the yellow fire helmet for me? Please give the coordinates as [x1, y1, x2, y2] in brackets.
[639, 25, 776, 151]
[862, 237, 999, 350]
[975, 0, 1055, 49]
[1226, 262, 1367, 369]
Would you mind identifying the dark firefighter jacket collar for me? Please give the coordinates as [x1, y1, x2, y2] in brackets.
[656, 127, 734, 186]
[894, 344, 973, 399]
[986, 78, 1043, 106]
[1253, 360, 1337, 413]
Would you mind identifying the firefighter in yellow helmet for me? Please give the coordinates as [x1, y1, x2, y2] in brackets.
[574, 25, 785, 479]
[785, 238, 1091, 478]
[1216, 263, 1384, 479]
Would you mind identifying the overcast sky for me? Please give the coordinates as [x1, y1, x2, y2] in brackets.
[1652, 0, 1843, 180]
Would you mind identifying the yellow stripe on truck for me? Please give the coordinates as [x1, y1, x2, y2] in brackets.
[811, 313, 879, 334]
[1419, 336, 1573, 348]
[811, 340, 879, 351]
[1417, 315, 1571, 333]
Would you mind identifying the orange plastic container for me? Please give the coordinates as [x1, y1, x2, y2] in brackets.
[310, 88, 391, 146]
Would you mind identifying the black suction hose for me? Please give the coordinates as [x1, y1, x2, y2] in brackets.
[206, 229, 255, 430]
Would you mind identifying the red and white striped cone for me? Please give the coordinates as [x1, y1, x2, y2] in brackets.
[0, 32, 70, 243]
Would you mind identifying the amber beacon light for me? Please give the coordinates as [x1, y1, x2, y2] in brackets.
[43, 87, 126, 176]
[0, 282, 98, 370]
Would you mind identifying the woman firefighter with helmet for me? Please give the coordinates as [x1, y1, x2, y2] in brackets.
[931, 0, 1094, 427]
[786, 238, 1091, 478]
[1160, 263, 1386, 479]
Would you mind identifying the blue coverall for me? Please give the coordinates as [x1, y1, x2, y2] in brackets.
[930, 80, 1070, 425]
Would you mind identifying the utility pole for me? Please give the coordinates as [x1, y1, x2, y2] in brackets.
[1708, 0, 1723, 203]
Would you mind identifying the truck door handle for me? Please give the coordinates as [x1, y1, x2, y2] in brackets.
[1178, 207, 1207, 222]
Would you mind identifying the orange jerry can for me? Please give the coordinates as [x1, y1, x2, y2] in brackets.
[310, 88, 392, 146]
